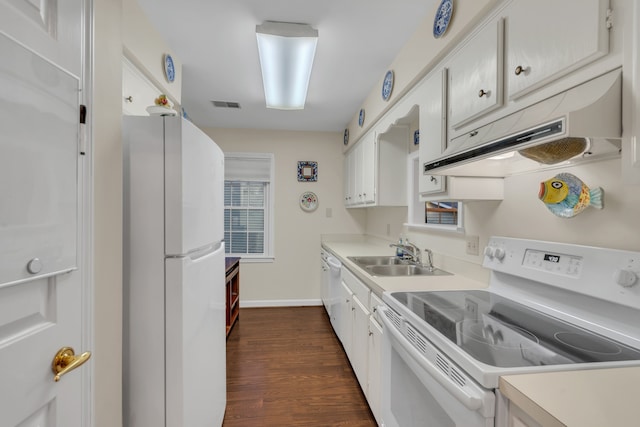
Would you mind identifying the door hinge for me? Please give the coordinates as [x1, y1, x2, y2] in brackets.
[606, 8, 613, 29]
[79, 104, 87, 155]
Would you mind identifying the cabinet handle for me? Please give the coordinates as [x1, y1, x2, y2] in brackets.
[514, 65, 528, 76]
[430, 176, 438, 183]
[369, 331, 373, 336]
[478, 89, 488, 98]
[469, 130, 479, 137]
[124, 95, 133, 103]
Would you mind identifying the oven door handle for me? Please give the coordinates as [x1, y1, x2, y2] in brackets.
[379, 307, 487, 411]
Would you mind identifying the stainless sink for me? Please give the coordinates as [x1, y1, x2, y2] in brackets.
[365, 264, 451, 277]
[347, 256, 408, 267]
[347, 255, 451, 277]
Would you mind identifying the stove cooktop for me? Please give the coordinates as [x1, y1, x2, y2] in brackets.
[389, 290, 640, 368]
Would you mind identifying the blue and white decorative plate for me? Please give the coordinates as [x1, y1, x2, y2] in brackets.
[382, 70, 394, 101]
[414, 130, 420, 145]
[433, 0, 454, 39]
[163, 54, 175, 83]
[343, 128, 349, 145]
[358, 108, 365, 127]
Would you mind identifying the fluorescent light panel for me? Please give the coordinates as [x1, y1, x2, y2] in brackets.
[256, 21, 318, 110]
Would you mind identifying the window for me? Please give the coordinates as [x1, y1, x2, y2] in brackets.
[224, 153, 274, 260]
[426, 202, 459, 225]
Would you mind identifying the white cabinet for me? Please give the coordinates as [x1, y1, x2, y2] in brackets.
[418, 69, 448, 195]
[448, 18, 504, 129]
[505, 401, 543, 427]
[337, 281, 354, 358]
[506, 0, 609, 101]
[122, 56, 165, 116]
[344, 134, 375, 206]
[344, 130, 407, 208]
[367, 293, 384, 425]
[351, 296, 370, 390]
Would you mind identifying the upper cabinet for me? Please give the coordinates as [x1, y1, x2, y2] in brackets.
[448, 18, 504, 129]
[418, 69, 447, 195]
[344, 132, 376, 207]
[344, 128, 407, 208]
[506, 0, 610, 101]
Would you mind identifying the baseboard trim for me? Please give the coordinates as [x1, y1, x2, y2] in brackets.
[240, 299, 323, 308]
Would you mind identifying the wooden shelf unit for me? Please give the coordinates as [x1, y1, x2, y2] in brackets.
[225, 257, 240, 337]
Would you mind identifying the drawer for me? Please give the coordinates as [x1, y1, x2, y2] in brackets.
[341, 266, 370, 306]
[369, 293, 384, 318]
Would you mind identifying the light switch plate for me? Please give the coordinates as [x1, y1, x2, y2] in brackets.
[465, 235, 480, 255]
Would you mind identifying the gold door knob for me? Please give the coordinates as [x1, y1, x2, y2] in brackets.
[52, 347, 91, 382]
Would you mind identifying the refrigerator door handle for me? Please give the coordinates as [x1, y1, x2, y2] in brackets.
[187, 241, 224, 261]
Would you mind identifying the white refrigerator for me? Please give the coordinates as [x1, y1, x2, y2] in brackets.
[123, 116, 226, 426]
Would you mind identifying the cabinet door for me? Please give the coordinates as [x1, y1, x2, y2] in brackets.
[367, 317, 383, 425]
[351, 297, 370, 391]
[361, 135, 376, 204]
[448, 18, 504, 129]
[507, 0, 609, 100]
[418, 69, 447, 195]
[343, 152, 353, 206]
[338, 281, 354, 358]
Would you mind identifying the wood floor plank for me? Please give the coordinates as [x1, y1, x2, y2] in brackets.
[223, 306, 377, 426]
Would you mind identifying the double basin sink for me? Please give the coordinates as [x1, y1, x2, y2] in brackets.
[347, 256, 451, 277]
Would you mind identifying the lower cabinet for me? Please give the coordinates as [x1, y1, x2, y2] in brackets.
[351, 295, 370, 389]
[337, 281, 354, 358]
[335, 266, 384, 426]
[506, 402, 543, 427]
[367, 314, 383, 424]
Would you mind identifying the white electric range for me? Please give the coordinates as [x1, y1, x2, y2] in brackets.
[379, 236, 640, 427]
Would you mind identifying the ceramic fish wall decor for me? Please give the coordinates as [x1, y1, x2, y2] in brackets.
[538, 172, 604, 218]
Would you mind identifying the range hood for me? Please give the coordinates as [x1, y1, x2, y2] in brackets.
[425, 69, 622, 177]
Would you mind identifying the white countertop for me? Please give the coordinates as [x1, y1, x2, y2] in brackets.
[323, 234, 640, 427]
[321, 234, 489, 297]
[500, 367, 640, 427]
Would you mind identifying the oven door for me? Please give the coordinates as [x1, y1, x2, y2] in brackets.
[379, 306, 495, 427]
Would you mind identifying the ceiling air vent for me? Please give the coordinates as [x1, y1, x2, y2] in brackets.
[211, 100, 241, 109]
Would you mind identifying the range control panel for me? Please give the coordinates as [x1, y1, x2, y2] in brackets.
[483, 237, 640, 310]
[522, 249, 583, 277]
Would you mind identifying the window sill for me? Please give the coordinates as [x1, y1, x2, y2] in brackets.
[234, 256, 275, 264]
[405, 223, 465, 234]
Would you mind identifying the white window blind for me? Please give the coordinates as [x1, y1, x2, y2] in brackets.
[224, 153, 274, 259]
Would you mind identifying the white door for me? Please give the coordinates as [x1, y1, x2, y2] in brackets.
[0, 0, 90, 425]
[164, 117, 225, 255]
[165, 243, 227, 427]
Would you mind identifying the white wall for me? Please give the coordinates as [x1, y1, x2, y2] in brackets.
[204, 127, 366, 304]
[122, 0, 182, 105]
[365, 157, 640, 283]
[93, 0, 123, 425]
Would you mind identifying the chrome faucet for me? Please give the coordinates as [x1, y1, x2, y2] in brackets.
[423, 248, 434, 271]
[389, 242, 421, 265]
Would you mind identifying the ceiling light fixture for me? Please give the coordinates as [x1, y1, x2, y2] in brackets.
[256, 21, 318, 110]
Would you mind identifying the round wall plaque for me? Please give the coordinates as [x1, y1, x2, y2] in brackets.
[382, 70, 394, 101]
[163, 54, 176, 83]
[433, 0, 454, 39]
[300, 191, 318, 212]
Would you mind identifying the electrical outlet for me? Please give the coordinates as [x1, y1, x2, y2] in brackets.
[465, 235, 480, 255]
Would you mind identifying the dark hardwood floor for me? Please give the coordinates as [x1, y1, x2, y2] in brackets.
[223, 306, 377, 426]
